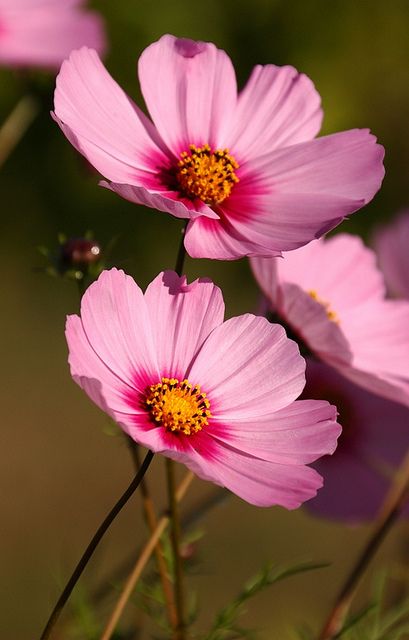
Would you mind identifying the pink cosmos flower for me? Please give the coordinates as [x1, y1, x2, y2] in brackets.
[303, 359, 409, 522]
[53, 34, 384, 261]
[66, 268, 341, 508]
[0, 0, 106, 70]
[373, 210, 409, 300]
[251, 234, 409, 407]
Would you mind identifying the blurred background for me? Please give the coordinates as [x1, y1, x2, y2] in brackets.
[1, 0, 409, 638]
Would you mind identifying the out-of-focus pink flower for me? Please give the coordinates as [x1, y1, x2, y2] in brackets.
[373, 210, 409, 300]
[53, 35, 384, 261]
[0, 0, 106, 69]
[66, 268, 341, 508]
[251, 234, 409, 407]
[303, 359, 409, 522]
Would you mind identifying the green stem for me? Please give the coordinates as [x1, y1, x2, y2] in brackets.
[39, 449, 154, 640]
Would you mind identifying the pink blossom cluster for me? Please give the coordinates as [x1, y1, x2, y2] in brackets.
[52, 34, 409, 515]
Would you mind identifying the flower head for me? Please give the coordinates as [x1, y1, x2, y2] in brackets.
[251, 234, 409, 407]
[0, 0, 106, 69]
[303, 359, 409, 522]
[53, 35, 384, 261]
[66, 268, 341, 508]
[373, 210, 409, 300]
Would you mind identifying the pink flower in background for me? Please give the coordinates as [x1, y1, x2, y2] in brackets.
[251, 234, 409, 407]
[373, 210, 409, 300]
[53, 34, 384, 260]
[66, 268, 341, 508]
[0, 0, 106, 69]
[303, 359, 409, 522]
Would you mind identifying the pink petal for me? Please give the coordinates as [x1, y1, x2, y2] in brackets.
[144, 271, 225, 379]
[274, 236, 385, 309]
[336, 299, 409, 406]
[210, 400, 340, 464]
[184, 443, 324, 508]
[237, 130, 385, 253]
[66, 314, 139, 416]
[225, 64, 322, 161]
[53, 47, 169, 184]
[184, 215, 282, 261]
[78, 269, 159, 390]
[101, 181, 219, 220]
[138, 34, 237, 155]
[373, 211, 409, 299]
[304, 359, 409, 521]
[188, 315, 305, 417]
[0, 3, 106, 69]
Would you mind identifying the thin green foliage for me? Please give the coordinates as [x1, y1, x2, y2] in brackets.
[203, 561, 329, 640]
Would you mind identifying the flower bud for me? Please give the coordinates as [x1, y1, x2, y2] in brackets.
[60, 238, 101, 270]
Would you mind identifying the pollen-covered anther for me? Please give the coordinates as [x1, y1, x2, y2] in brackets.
[308, 290, 339, 323]
[145, 377, 211, 435]
[176, 144, 239, 206]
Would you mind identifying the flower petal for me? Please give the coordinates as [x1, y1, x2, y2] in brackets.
[225, 64, 322, 161]
[101, 181, 219, 220]
[183, 443, 324, 508]
[210, 400, 340, 464]
[0, 4, 106, 69]
[144, 271, 225, 379]
[184, 214, 282, 260]
[236, 130, 385, 253]
[373, 211, 409, 299]
[188, 315, 305, 417]
[78, 269, 159, 390]
[66, 314, 138, 416]
[138, 34, 237, 154]
[53, 47, 169, 183]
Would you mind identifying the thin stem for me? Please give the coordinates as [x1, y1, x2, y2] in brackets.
[100, 471, 195, 640]
[90, 485, 228, 606]
[166, 458, 186, 640]
[0, 95, 39, 168]
[174, 222, 188, 276]
[39, 449, 154, 640]
[128, 440, 178, 631]
[317, 449, 409, 640]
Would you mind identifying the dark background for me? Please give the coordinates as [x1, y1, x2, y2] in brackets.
[1, 1, 408, 637]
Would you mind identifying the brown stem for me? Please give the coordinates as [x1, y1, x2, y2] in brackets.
[166, 459, 186, 640]
[128, 440, 178, 632]
[100, 470, 194, 640]
[317, 449, 409, 640]
[0, 95, 39, 168]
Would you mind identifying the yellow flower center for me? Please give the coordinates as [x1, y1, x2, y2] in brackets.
[176, 144, 239, 206]
[145, 377, 211, 436]
[308, 290, 339, 323]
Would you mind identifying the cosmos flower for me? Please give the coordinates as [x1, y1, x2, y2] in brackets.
[251, 234, 409, 407]
[0, 0, 106, 69]
[373, 210, 409, 300]
[303, 359, 409, 522]
[66, 268, 340, 508]
[53, 34, 384, 261]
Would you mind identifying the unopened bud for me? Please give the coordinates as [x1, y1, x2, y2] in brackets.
[60, 238, 101, 269]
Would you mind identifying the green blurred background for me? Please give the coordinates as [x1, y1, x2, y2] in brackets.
[1, 0, 409, 637]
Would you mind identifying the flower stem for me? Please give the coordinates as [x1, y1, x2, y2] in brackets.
[0, 95, 39, 168]
[317, 449, 409, 640]
[175, 222, 188, 276]
[166, 458, 186, 640]
[39, 449, 154, 640]
[100, 470, 195, 640]
[127, 440, 178, 632]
